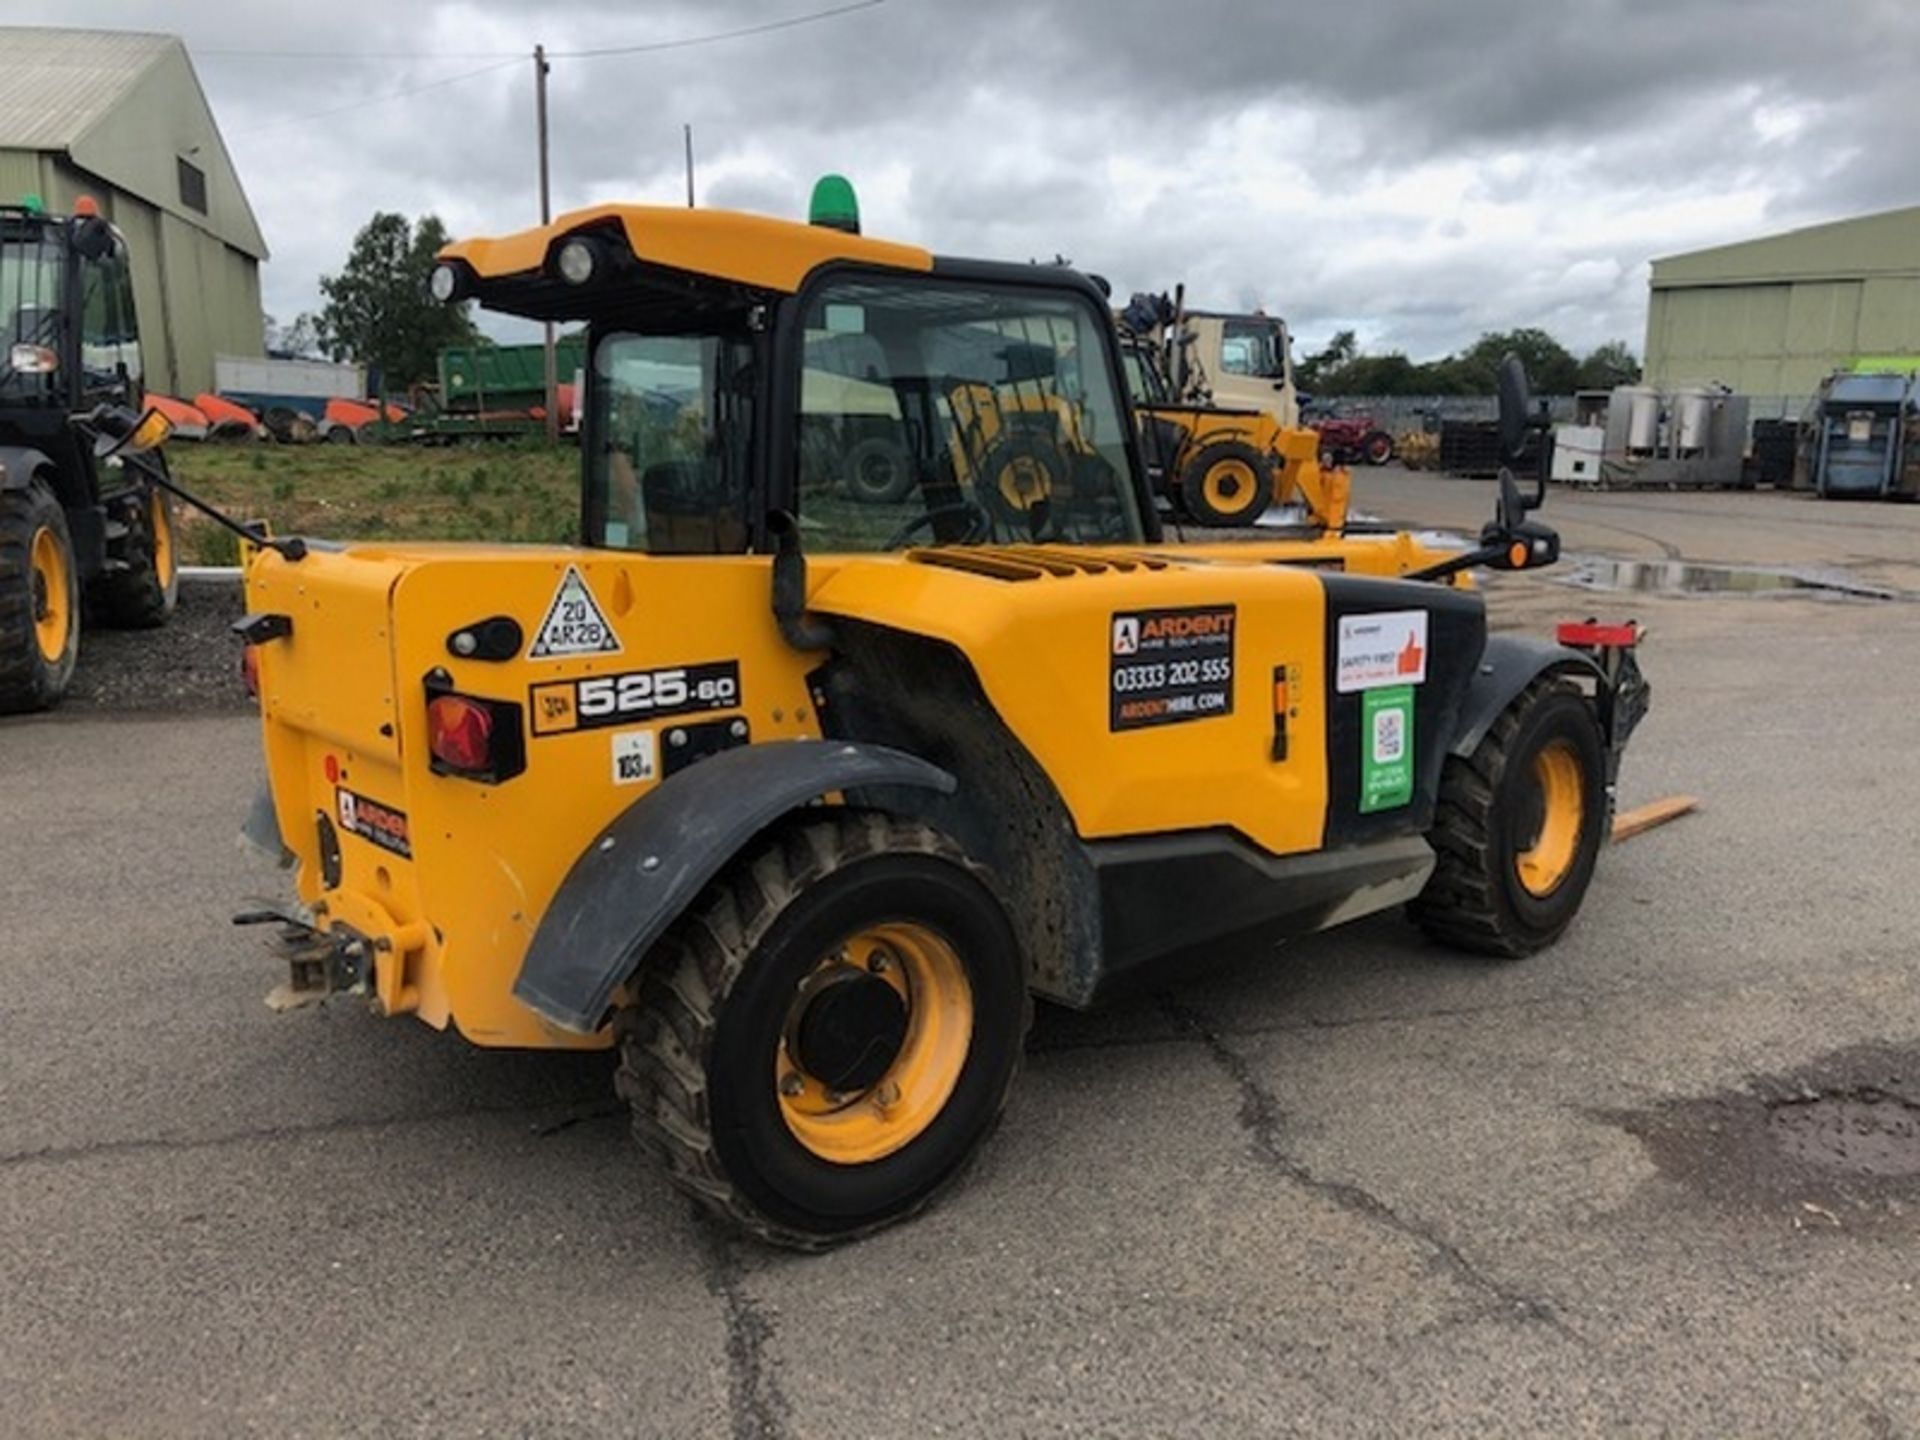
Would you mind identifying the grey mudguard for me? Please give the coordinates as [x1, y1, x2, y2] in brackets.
[0, 446, 55, 490]
[514, 739, 957, 1033]
[1451, 634, 1603, 757]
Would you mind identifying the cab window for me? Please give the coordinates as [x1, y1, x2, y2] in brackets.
[795, 276, 1144, 550]
[79, 246, 140, 390]
[1121, 345, 1169, 407]
[1220, 318, 1284, 379]
[587, 329, 754, 555]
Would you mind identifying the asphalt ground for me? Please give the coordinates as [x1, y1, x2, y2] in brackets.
[4, 477, 1919, 1436]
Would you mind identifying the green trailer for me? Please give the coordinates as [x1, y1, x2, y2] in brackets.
[373, 338, 587, 442]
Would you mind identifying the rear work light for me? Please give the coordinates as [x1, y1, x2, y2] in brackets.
[424, 674, 526, 783]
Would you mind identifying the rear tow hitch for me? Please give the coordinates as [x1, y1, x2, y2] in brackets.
[234, 904, 372, 1011]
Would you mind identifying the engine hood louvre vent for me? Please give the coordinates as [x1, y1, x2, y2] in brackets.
[904, 546, 1174, 582]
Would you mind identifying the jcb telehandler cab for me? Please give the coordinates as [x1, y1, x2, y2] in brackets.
[0, 198, 179, 711]
[234, 188, 1647, 1248]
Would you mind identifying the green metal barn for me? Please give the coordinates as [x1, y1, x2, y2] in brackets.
[0, 26, 267, 397]
[1645, 206, 1920, 414]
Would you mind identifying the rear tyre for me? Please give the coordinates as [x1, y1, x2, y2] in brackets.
[1410, 676, 1606, 958]
[1363, 430, 1395, 466]
[90, 488, 179, 629]
[0, 478, 79, 713]
[616, 815, 1030, 1249]
[841, 436, 914, 504]
[1180, 438, 1274, 526]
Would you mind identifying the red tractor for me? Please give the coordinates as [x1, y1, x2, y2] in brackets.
[1310, 411, 1396, 468]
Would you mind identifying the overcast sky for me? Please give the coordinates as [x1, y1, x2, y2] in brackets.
[17, 0, 1920, 359]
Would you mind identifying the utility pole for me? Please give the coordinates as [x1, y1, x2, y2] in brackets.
[535, 43, 558, 444]
[684, 123, 695, 207]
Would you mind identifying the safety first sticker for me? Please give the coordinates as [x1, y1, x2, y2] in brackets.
[1109, 605, 1236, 731]
[1336, 610, 1427, 693]
[529, 566, 621, 659]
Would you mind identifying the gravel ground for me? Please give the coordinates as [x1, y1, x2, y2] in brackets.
[66, 576, 248, 713]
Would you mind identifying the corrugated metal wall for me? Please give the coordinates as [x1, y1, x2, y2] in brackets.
[0, 147, 40, 201]
[1646, 276, 1920, 407]
[1645, 209, 1920, 412]
[0, 148, 262, 396]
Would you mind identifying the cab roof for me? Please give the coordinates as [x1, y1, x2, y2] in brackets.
[439, 203, 933, 296]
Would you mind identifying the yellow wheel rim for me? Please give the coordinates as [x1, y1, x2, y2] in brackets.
[995, 457, 1050, 511]
[1202, 459, 1258, 514]
[29, 524, 71, 664]
[1516, 740, 1584, 897]
[149, 490, 175, 588]
[776, 922, 975, 1165]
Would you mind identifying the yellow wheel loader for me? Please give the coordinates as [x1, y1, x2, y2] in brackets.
[228, 185, 1648, 1248]
[1118, 318, 1346, 529]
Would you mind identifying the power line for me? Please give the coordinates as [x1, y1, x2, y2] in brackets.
[551, 0, 885, 58]
[230, 58, 522, 137]
[196, 0, 885, 63]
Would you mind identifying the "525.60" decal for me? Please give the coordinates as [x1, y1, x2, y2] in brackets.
[531, 661, 741, 736]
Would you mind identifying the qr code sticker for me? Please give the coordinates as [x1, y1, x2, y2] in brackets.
[1372, 707, 1405, 764]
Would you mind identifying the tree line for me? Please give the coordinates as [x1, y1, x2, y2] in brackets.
[265, 212, 478, 389]
[1296, 327, 1642, 397]
[274, 211, 1647, 403]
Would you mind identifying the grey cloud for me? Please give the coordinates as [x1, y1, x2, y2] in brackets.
[11, 0, 1915, 359]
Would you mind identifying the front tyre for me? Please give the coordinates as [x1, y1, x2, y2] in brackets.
[1181, 438, 1274, 526]
[1410, 676, 1606, 958]
[0, 478, 79, 713]
[616, 815, 1030, 1249]
[91, 488, 179, 629]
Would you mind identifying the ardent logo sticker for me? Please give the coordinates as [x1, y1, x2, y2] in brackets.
[1109, 604, 1236, 731]
[529, 566, 621, 659]
[335, 786, 412, 858]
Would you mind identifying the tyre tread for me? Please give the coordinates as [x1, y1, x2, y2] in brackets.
[1410, 676, 1588, 959]
[615, 814, 1029, 1250]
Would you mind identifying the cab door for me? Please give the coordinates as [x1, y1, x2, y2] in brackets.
[77, 239, 141, 408]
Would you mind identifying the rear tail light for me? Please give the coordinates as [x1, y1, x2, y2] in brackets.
[423, 676, 526, 783]
[1556, 620, 1639, 648]
[429, 695, 493, 769]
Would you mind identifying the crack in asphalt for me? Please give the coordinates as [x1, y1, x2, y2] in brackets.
[698, 1220, 792, 1440]
[1031, 984, 1641, 1057]
[1158, 993, 1571, 1336]
[0, 1097, 621, 1170]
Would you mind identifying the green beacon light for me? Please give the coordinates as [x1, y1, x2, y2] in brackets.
[808, 174, 860, 235]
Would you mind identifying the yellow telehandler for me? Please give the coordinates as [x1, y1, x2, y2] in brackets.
[225, 183, 1648, 1247]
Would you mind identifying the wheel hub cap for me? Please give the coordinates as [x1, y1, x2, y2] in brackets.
[789, 965, 908, 1093]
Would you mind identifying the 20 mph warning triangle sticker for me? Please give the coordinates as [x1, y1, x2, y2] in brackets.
[529, 566, 622, 658]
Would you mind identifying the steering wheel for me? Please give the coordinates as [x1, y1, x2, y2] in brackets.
[882, 499, 991, 551]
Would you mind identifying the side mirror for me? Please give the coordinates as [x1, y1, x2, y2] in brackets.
[90, 404, 173, 459]
[71, 215, 115, 262]
[1497, 353, 1532, 460]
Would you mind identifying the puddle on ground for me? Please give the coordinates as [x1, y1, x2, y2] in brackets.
[1560, 556, 1903, 600]
[1604, 1042, 1920, 1226]
[1769, 1092, 1920, 1177]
